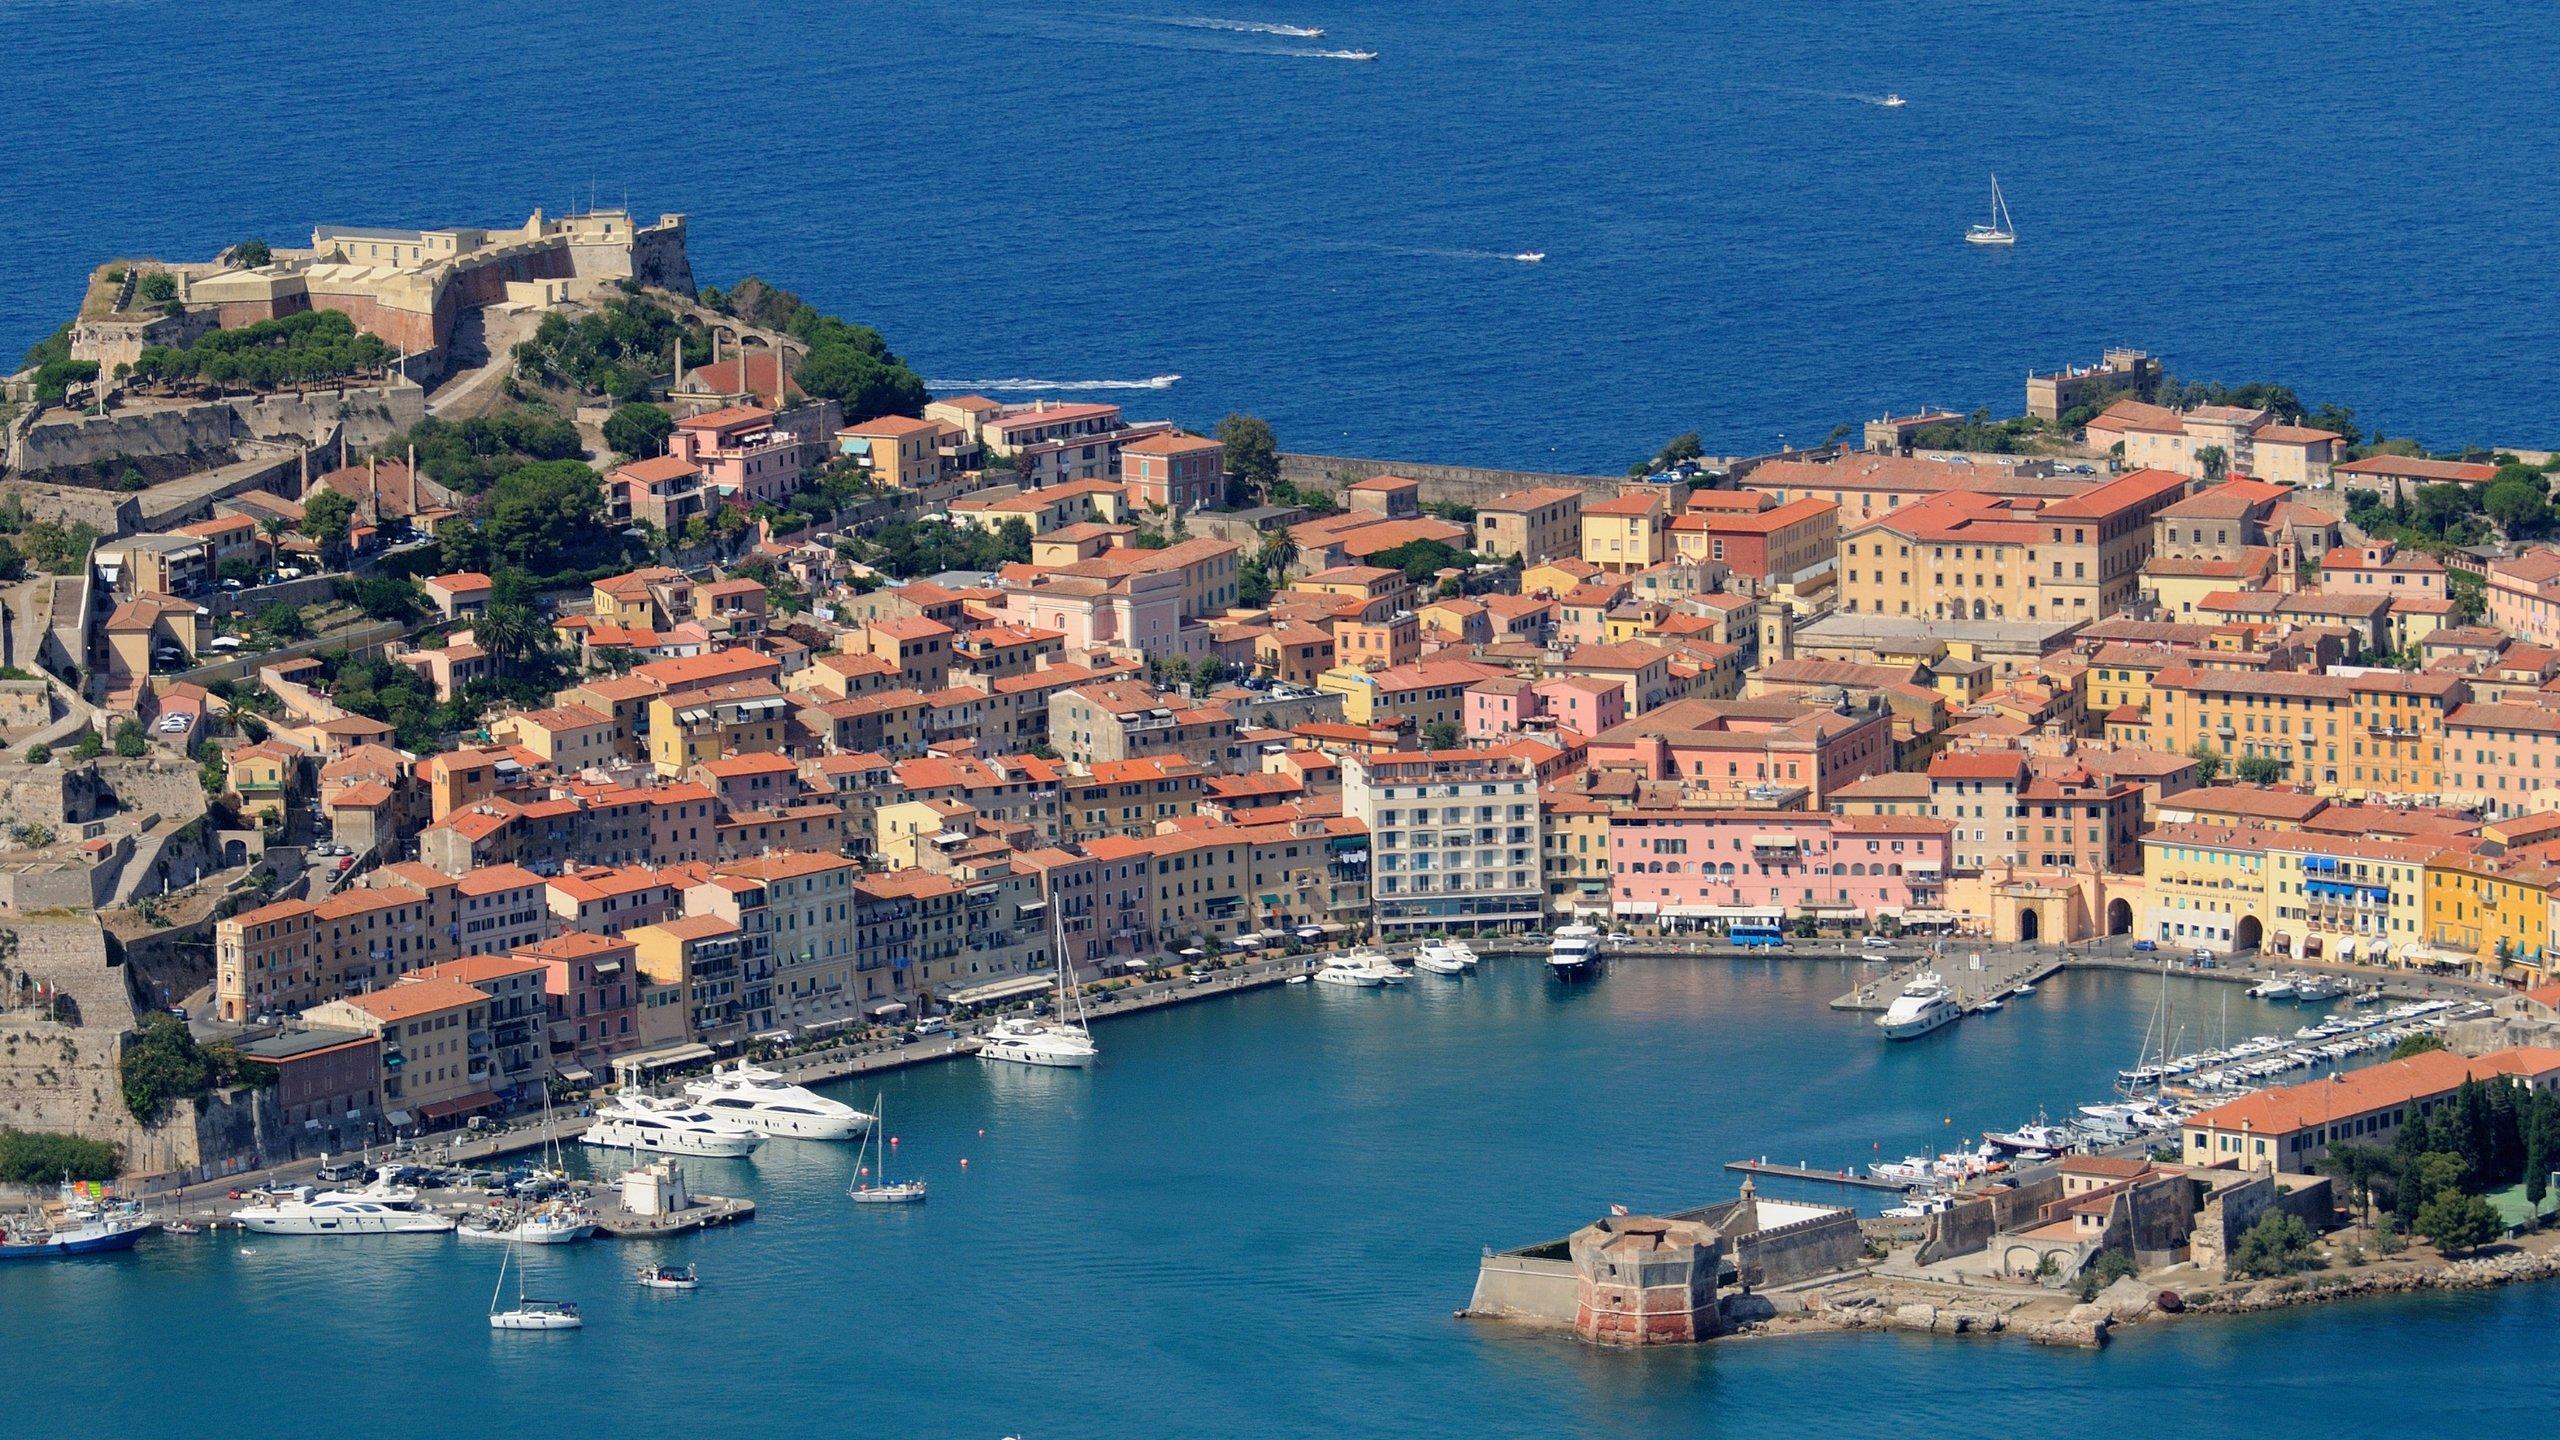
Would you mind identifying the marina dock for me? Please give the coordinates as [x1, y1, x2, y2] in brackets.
[1830, 950, 2060, 1013]
[1722, 1159, 1912, 1192]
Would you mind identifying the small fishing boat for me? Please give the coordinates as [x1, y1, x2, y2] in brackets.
[635, 1264, 699, 1291]
[1880, 93, 1907, 108]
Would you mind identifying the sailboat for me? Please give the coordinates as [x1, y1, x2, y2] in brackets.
[488, 1243, 582, 1331]
[848, 1093, 927, 1205]
[1965, 174, 2016, 246]
[976, 909, 1098, 1068]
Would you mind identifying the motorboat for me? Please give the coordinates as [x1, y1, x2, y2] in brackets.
[849, 1093, 928, 1205]
[2248, 975, 2297, 1000]
[1876, 971, 1961, 1040]
[1547, 924, 1601, 979]
[1880, 93, 1907, 108]
[636, 1264, 699, 1291]
[1512, 251, 1546, 263]
[0, 1182, 158, 1260]
[581, 1092, 764, 1159]
[1413, 944, 1467, 975]
[1984, 1120, 2074, 1155]
[685, 1061, 875, 1140]
[1315, 952, 1405, 988]
[1445, 941, 1480, 968]
[489, 1246, 582, 1331]
[981, 911, 1101, 1069]
[233, 1172, 456, 1236]
[1881, 1191, 1957, 1219]
[978, 1015, 1100, 1068]
[2292, 974, 2349, 1002]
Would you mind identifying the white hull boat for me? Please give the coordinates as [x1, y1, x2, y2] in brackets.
[686, 1061, 874, 1140]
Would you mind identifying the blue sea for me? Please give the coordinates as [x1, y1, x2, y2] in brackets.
[4, 960, 2550, 1439]
[7, 0, 2557, 467]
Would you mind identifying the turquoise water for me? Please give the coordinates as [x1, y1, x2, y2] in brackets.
[6, 959, 2547, 1437]
[8, 1, 2557, 459]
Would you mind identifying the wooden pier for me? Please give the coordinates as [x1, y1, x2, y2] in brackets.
[1723, 1159, 1910, 1192]
[1829, 948, 2062, 1014]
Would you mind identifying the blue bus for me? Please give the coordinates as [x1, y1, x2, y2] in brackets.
[1728, 924, 1787, 949]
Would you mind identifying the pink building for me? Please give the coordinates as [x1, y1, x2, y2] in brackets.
[1607, 811, 1951, 928]
[1466, 676, 1535, 741]
[1584, 697, 1896, 804]
[665, 405, 830, 509]
[1120, 430, 1226, 512]
[516, 930, 639, 1066]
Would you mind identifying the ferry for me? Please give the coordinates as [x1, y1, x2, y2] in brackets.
[1546, 924, 1601, 978]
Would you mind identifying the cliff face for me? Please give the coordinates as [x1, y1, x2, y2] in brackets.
[0, 914, 205, 1177]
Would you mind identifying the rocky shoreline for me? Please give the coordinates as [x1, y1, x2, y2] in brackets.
[1726, 1235, 2560, 1350]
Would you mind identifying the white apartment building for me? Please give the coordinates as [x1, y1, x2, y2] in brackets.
[1343, 749, 1545, 934]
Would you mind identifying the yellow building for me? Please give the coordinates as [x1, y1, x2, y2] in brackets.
[2426, 852, 2558, 983]
[2149, 667, 2466, 797]
[646, 681, 789, 777]
[1579, 492, 1668, 574]
[1316, 658, 1503, 730]
[2139, 823, 2277, 955]
[2143, 822, 2438, 963]
[1540, 787, 1613, 918]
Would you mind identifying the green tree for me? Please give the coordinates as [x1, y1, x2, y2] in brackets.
[2316, 1142, 2392, 1229]
[298, 487, 356, 565]
[70, 731, 102, 761]
[137, 271, 178, 305]
[342, 575, 427, 623]
[1630, 432, 1706, 478]
[1216, 413, 1279, 492]
[2195, 445, 2229, 483]
[2228, 1211, 2316, 1278]
[21, 743, 49, 765]
[257, 514, 291, 577]
[2412, 482, 2475, 536]
[1423, 720, 1461, 750]
[118, 1014, 211, 1125]
[2187, 742, 2225, 784]
[2484, 479, 2550, 537]
[2415, 1190, 2499, 1256]
[2390, 1032, 2449, 1061]
[231, 239, 273, 268]
[603, 402, 676, 459]
[475, 603, 547, 680]
[111, 719, 146, 757]
[0, 1129, 122, 1184]
[2235, 755, 2288, 785]
[217, 555, 260, 586]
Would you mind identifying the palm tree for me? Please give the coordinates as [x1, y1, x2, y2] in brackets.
[475, 603, 543, 681]
[257, 515, 289, 579]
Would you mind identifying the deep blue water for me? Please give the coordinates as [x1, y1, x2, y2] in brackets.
[5, 960, 2549, 1438]
[8, 1, 2558, 466]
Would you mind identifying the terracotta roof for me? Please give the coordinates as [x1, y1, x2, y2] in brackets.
[341, 978, 488, 1022]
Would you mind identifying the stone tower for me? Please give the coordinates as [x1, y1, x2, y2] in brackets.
[1569, 1214, 1727, 1345]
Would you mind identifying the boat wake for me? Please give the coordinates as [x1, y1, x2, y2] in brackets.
[1358, 245, 1542, 264]
[927, 375, 1182, 392]
[1158, 16, 1325, 38]
[1293, 48, 1378, 61]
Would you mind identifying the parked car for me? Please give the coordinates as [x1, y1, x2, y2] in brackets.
[912, 1016, 951, 1037]
[1861, 934, 1893, 951]
[2191, 947, 2215, 963]
[2132, 939, 2157, 952]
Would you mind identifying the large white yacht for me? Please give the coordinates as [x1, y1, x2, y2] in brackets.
[1876, 971, 1963, 1040]
[977, 1014, 1099, 1068]
[233, 1172, 457, 1236]
[580, 1092, 764, 1158]
[684, 1061, 875, 1140]
[1314, 951, 1407, 988]
[979, 916, 1101, 1069]
[1546, 924, 1600, 978]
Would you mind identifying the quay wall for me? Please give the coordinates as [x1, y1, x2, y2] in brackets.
[1920, 1173, 2064, 1264]
[1466, 1255, 1580, 1323]
[1733, 1205, 1867, 1289]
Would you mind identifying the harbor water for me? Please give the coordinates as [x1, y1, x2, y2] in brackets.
[6, 958, 2549, 1438]
[7, 1, 2558, 459]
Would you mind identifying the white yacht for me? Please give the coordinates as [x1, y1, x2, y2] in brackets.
[1413, 944, 1467, 975]
[1876, 971, 1962, 1040]
[1547, 924, 1600, 978]
[685, 1061, 875, 1140]
[2291, 974, 2349, 1002]
[233, 1172, 456, 1236]
[981, 913, 1101, 1069]
[580, 1092, 764, 1159]
[1445, 941, 1480, 968]
[2248, 975, 2298, 1000]
[1314, 952, 1405, 988]
[489, 1246, 582, 1331]
[1965, 173, 2016, 245]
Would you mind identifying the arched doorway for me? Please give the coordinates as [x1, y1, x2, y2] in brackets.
[2234, 915, 2264, 954]
[2107, 898, 2133, 936]
[2018, 908, 2041, 944]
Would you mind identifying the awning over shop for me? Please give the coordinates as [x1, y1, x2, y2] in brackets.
[418, 1090, 500, 1121]
[946, 974, 1056, 1007]
[554, 1066, 595, 1085]
[625, 1043, 716, 1071]
[864, 1000, 909, 1019]
[385, 1110, 413, 1127]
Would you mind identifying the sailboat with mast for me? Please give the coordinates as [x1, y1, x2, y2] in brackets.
[977, 909, 1099, 1068]
[1965, 173, 2016, 246]
[488, 1244, 583, 1331]
[848, 1092, 927, 1205]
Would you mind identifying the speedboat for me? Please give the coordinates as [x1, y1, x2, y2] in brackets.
[1984, 1120, 2073, 1155]
[1881, 1191, 1957, 1219]
[685, 1061, 875, 1140]
[581, 1092, 764, 1159]
[1445, 941, 1479, 968]
[977, 1015, 1099, 1068]
[1880, 93, 1907, 108]
[1413, 944, 1467, 975]
[636, 1264, 699, 1291]
[1512, 251, 1546, 263]
[2248, 976, 2297, 1000]
[233, 1172, 455, 1236]
[1547, 924, 1600, 979]
[1876, 971, 1961, 1040]
[0, 1183, 158, 1260]
[1314, 955, 1384, 988]
[2292, 975, 2349, 1002]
